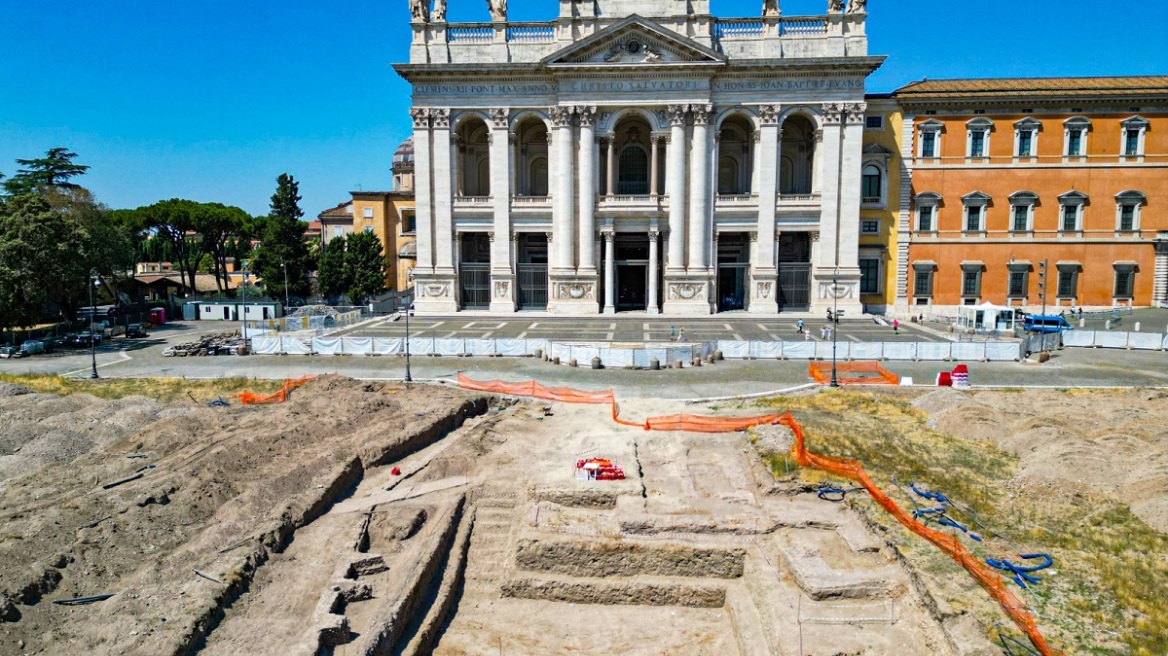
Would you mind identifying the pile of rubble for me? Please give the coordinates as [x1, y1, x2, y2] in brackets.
[287, 304, 342, 318]
[162, 332, 245, 357]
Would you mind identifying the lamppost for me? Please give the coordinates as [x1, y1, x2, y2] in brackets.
[403, 269, 415, 385]
[89, 268, 100, 379]
[241, 261, 250, 344]
[280, 258, 289, 310]
[830, 268, 840, 388]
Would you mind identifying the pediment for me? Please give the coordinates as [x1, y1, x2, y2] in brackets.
[543, 16, 725, 67]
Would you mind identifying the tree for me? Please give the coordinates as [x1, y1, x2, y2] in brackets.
[344, 231, 388, 305]
[126, 199, 202, 295]
[3, 148, 91, 196]
[317, 236, 350, 303]
[251, 174, 311, 301]
[194, 203, 248, 293]
[0, 195, 88, 332]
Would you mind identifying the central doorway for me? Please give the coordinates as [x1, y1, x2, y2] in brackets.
[716, 233, 750, 312]
[616, 264, 648, 311]
[601, 233, 662, 313]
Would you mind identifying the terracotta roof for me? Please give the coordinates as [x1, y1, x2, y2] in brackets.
[894, 76, 1168, 103]
[318, 201, 353, 220]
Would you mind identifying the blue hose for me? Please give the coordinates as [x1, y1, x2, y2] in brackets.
[986, 554, 1054, 589]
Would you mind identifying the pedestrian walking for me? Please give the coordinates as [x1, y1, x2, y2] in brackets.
[669, 325, 676, 341]
[820, 326, 827, 340]
[804, 329, 811, 342]
[797, 319, 805, 334]
[892, 318, 899, 334]
[677, 327, 686, 342]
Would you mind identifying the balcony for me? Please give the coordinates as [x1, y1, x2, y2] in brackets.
[777, 193, 822, 212]
[511, 195, 552, 214]
[715, 194, 759, 212]
[598, 194, 665, 212]
[452, 196, 493, 215]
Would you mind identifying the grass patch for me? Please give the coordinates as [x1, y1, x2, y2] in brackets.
[0, 374, 284, 405]
[759, 389, 1168, 656]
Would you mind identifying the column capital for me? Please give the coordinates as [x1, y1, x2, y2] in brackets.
[487, 231, 495, 242]
[545, 231, 553, 242]
[489, 107, 510, 129]
[667, 104, 688, 127]
[810, 231, 820, 242]
[821, 103, 844, 125]
[410, 108, 432, 129]
[748, 231, 758, 242]
[691, 104, 714, 125]
[549, 106, 573, 127]
[431, 108, 451, 129]
[758, 104, 780, 126]
[648, 229, 661, 240]
[512, 232, 521, 243]
[576, 105, 597, 127]
[603, 231, 615, 243]
[844, 102, 868, 124]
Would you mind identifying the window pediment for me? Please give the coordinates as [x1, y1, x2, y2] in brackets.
[1121, 115, 1149, 129]
[1009, 190, 1039, 204]
[1014, 117, 1041, 131]
[1115, 189, 1147, 204]
[914, 191, 942, 206]
[1058, 190, 1089, 205]
[961, 191, 992, 206]
[966, 117, 994, 130]
[1064, 116, 1092, 130]
[862, 143, 894, 163]
[918, 119, 945, 133]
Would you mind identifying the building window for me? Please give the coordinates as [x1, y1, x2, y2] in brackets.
[967, 118, 992, 158]
[859, 258, 881, 294]
[401, 210, 417, 234]
[1119, 204, 1137, 231]
[1114, 265, 1136, 299]
[617, 146, 649, 195]
[1059, 191, 1087, 232]
[364, 225, 374, 234]
[918, 120, 943, 158]
[861, 165, 882, 204]
[965, 206, 983, 232]
[1008, 191, 1038, 233]
[1017, 130, 1033, 157]
[1014, 118, 1040, 158]
[913, 266, 935, 297]
[1061, 205, 1080, 231]
[961, 191, 990, 233]
[1056, 266, 1079, 298]
[865, 115, 884, 130]
[861, 220, 880, 234]
[962, 270, 981, 297]
[362, 207, 375, 219]
[1114, 191, 1145, 232]
[1008, 271, 1026, 297]
[1012, 205, 1029, 232]
[1120, 116, 1148, 157]
[918, 206, 935, 232]
[1064, 117, 1091, 157]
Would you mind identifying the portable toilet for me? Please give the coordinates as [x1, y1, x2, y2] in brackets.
[150, 308, 167, 326]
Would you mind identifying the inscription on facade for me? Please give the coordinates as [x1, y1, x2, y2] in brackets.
[712, 78, 865, 92]
[565, 79, 704, 93]
[415, 83, 556, 96]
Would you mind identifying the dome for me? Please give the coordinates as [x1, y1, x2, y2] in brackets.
[392, 137, 415, 170]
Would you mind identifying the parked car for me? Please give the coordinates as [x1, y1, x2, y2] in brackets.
[67, 333, 102, 348]
[42, 335, 65, 351]
[125, 323, 148, 338]
[0, 345, 25, 359]
[19, 340, 46, 356]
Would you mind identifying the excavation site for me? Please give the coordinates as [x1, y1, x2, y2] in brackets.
[1, 375, 1165, 655]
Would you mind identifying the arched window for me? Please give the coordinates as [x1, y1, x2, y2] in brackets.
[529, 157, 548, 197]
[718, 156, 740, 195]
[862, 165, 882, 203]
[618, 146, 649, 195]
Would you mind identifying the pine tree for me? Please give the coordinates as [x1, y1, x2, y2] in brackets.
[344, 231, 388, 305]
[317, 236, 351, 303]
[3, 148, 91, 195]
[251, 174, 312, 302]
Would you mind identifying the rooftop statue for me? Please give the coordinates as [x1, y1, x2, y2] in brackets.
[763, 0, 780, 17]
[432, 0, 446, 21]
[828, 0, 844, 12]
[410, 0, 428, 22]
[487, 0, 507, 22]
[847, 0, 866, 13]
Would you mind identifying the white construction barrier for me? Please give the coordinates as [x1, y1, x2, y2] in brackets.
[883, 342, 918, 361]
[781, 342, 815, 360]
[950, 343, 986, 361]
[281, 336, 313, 355]
[717, 341, 749, 358]
[345, 336, 374, 355]
[915, 342, 950, 361]
[986, 342, 1023, 362]
[495, 339, 528, 357]
[465, 339, 496, 356]
[1097, 332, 1128, 349]
[1128, 332, 1165, 350]
[1062, 331, 1095, 348]
[373, 337, 401, 355]
[251, 336, 282, 355]
[850, 342, 884, 361]
[312, 337, 344, 356]
[604, 348, 635, 368]
[815, 341, 847, 360]
[755, 341, 784, 359]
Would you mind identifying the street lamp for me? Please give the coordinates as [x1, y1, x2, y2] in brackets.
[89, 268, 100, 380]
[241, 261, 250, 344]
[280, 258, 289, 311]
[830, 268, 840, 388]
[403, 269, 415, 385]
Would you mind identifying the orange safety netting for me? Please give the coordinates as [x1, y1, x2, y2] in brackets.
[809, 361, 900, 386]
[237, 376, 316, 405]
[458, 372, 1059, 655]
[786, 413, 1061, 656]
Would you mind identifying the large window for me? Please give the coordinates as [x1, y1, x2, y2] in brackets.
[1012, 205, 1030, 232]
[962, 192, 990, 233]
[967, 118, 993, 158]
[862, 165, 882, 204]
[921, 132, 937, 157]
[1009, 191, 1038, 233]
[1064, 117, 1091, 157]
[1114, 265, 1136, 299]
[617, 146, 649, 195]
[1008, 263, 1030, 299]
[965, 206, 983, 232]
[1114, 190, 1145, 232]
[1061, 205, 1080, 231]
[859, 258, 881, 294]
[1059, 191, 1087, 232]
[401, 210, 416, 234]
[1120, 116, 1148, 157]
[1014, 117, 1040, 158]
[962, 270, 981, 297]
[913, 268, 934, 297]
[1056, 266, 1079, 299]
[918, 120, 943, 158]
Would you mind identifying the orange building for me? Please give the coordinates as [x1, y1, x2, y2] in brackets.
[895, 77, 1168, 312]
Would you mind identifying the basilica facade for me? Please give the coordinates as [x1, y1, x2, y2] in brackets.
[396, 0, 881, 315]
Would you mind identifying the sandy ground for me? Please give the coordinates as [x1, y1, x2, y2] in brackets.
[915, 387, 1168, 533]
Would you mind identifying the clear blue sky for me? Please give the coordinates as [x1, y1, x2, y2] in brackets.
[1, 0, 1164, 219]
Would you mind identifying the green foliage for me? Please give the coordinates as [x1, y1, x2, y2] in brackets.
[2, 148, 90, 195]
[0, 195, 88, 331]
[344, 231, 387, 305]
[317, 236, 350, 302]
[251, 174, 311, 301]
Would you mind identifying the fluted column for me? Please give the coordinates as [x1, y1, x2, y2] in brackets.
[488, 109, 514, 312]
[577, 106, 597, 275]
[648, 230, 660, 314]
[606, 137, 616, 196]
[756, 105, 780, 280]
[410, 108, 434, 272]
[431, 108, 454, 273]
[666, 105, 688, 272]
[688, 104, 712, 272]
[603, 232, 616, 314]
[550, 106, 575, 272]
[650, 135, 660, 197]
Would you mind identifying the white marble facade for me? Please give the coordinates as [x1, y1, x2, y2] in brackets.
[397, 0, 879, 315]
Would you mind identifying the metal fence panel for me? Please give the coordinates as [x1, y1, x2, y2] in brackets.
[1097, 332, 1128, 349]
[1128, 333, 1164, 350]
[884, 342, 918, 361]
[985, 343, 1022, 361]
[950, 343, 987, 361]
[1062, 331, 1094, 347]
[914, 342, 950, 361]
[782, 341, 815, 360]
[718, 341, 749, 358]
[372, 338, 401, 356]
[850, 342, 884, 361]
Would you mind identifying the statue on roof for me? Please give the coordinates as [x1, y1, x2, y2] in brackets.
[763, 0, 780, 17]
[410, 0, 428, 22]
[487, 0, 507, 22]
[828, 0, 844, 12]
[432, 0, 446, 21]
[847, 0, 867, 13]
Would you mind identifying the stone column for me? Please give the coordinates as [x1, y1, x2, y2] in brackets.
[489, 108, 515, 313]
[410, 108, 434, 272]
[1154, 234, 1168, 305]
[603, 232, 616, 314]
[453, 135, 464, 197]
[666, 105, 688, 272]
[648, 230, 660, 314]
[577, 106, 598, 276]
[814, 102, 864, 315]
[688, 104, 712, 272]
[750, 129, 762, 195]
[431, 109, 454, 274]
[550, 106, 575, 273]
[749, 105, 780, 314]
[650, 135, 661, 197]
[606, 137, 616, 196]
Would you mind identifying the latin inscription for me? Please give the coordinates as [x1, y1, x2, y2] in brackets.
[713, 79, 864, 91]
[565, 80, 703, 93]
[415, 83, 556, 95]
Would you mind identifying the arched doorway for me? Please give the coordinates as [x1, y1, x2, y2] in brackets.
[455, 116, 490, 197]
[780, 115, 817, 195]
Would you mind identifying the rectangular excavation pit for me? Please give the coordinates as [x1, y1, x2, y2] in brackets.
[775, 529, 906, 601]
[516, 538, 745, 579]
[502, 576, 728, 608]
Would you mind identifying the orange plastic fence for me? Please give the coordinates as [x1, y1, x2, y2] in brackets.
[237, 376, 316, 405]
[785, 413, 1061, 656]
[809, 361, 900, 386]
[458, 373, 1059, 655]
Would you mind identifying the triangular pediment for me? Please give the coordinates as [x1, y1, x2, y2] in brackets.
[543, 16, 725, 67]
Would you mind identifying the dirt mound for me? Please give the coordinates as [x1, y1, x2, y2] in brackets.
[0, 375, 486, 656]
[0, 382, 31, 397]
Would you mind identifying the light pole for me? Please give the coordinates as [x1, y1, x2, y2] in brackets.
[280, 258, 289, 310]
[403, 269, 415, 385]
[89, 268, 100, 379]
[830, 268, 840, 388]
[241, 261, 250, 344]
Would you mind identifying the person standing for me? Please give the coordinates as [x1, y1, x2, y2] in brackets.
[677, 327, 686, 342]
[892, 318, 899, 334]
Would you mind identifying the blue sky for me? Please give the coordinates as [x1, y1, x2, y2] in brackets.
[1, 0, 1164, 218]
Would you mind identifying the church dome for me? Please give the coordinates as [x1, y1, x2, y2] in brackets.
[392, 137, 415, 171]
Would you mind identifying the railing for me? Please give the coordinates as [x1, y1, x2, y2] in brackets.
[447, 25, 494, 43]
[601, 195, 661, 207]
[862, 196, 881, 205]
[716, 194, 758, 205]
[512, 195, 551, 205]
[506, 24, 556, 43]
[779, 17, 828, 35]
[777, 193, 822, 205]
[453, 195, 492, 206]
[714, 20, 764, 38]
